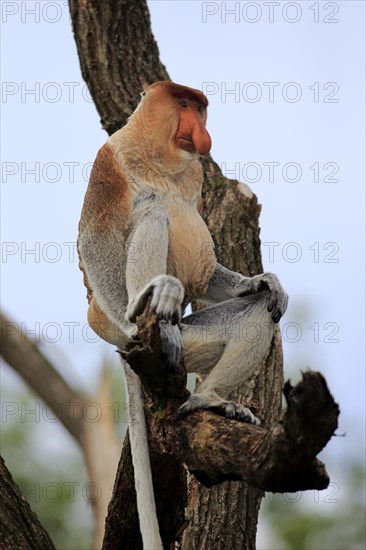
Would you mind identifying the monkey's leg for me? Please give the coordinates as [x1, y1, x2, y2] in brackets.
[180, 291, 275, 424]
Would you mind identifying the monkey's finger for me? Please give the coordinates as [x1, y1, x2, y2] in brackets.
[171, 311, 180, 325]
[280, 292, 289, 315]
[267, 290, 278, 313]
[159, 322, 183, 369]
[151, 279, 183, 320]
[156, 309, 171, 322]
[238, 288, 254, 297]
[126, 286, 154, 321]
[126, 299, 147, 322]
[150, 290, 163, 313]
[271, 309, 282, 323]
[269, 289, 289, 322]
[155, 295, 182, 323]
[169, 339, 183, 369]
[155, 301, 179, 322]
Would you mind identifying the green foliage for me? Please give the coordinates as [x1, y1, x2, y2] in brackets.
[2, 358, 127, 549]
[2, 388, 92, 550]
[261, 464, 366, 550]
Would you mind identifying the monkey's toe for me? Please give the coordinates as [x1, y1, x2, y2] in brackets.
[179, 394, 261, 425]
[212, 401, 261, 425]
[235, 405, 261, 425]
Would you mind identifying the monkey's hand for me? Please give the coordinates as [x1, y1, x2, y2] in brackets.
[126, 275, 185, 324]
[159, 321, 183, 370]
[238, 272, 288, 323]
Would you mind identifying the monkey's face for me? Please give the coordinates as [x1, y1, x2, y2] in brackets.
[174, 97, 211, 157]
[141, 82, 212, 164]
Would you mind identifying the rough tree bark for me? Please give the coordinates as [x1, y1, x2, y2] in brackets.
[0, 455, 55, 550]
[67, 1, 338, 549]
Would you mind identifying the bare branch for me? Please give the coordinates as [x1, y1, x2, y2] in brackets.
[0, 312, 84, 443]
[0, 312, 120, 549]
[163, 372, 338, 492]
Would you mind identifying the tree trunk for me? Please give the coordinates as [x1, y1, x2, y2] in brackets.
[68, 1, 285, 547]
[0, 455, 55, 550]
[181, 159, 284, 550]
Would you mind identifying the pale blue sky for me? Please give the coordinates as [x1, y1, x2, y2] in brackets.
[1, 1, 365, 544]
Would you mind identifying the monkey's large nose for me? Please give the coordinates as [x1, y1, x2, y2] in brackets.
[177, 111, 212, 156]
[192, 125, 212, 156]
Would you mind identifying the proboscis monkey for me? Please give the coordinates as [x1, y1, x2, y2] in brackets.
[78, 81, 288, 549]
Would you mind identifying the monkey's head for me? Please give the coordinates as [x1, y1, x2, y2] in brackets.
[131, 81, 212, 168]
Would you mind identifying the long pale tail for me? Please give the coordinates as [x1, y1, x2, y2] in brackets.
[121, 361, 163, 550]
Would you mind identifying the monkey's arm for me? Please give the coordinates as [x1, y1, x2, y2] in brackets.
[202, 263, 288, 322]
[125, 206, 184, 368]
[125, 206, 184, 324]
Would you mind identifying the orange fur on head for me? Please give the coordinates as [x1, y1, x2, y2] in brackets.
[144, 81, 208, 107]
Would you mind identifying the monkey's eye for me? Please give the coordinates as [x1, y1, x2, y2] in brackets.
[179, 100, 188, 108]
[197, 104, 204, 113]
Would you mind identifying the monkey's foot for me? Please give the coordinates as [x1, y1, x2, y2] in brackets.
[159, 320, 183, 370]
[179, 394, 260, 425]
